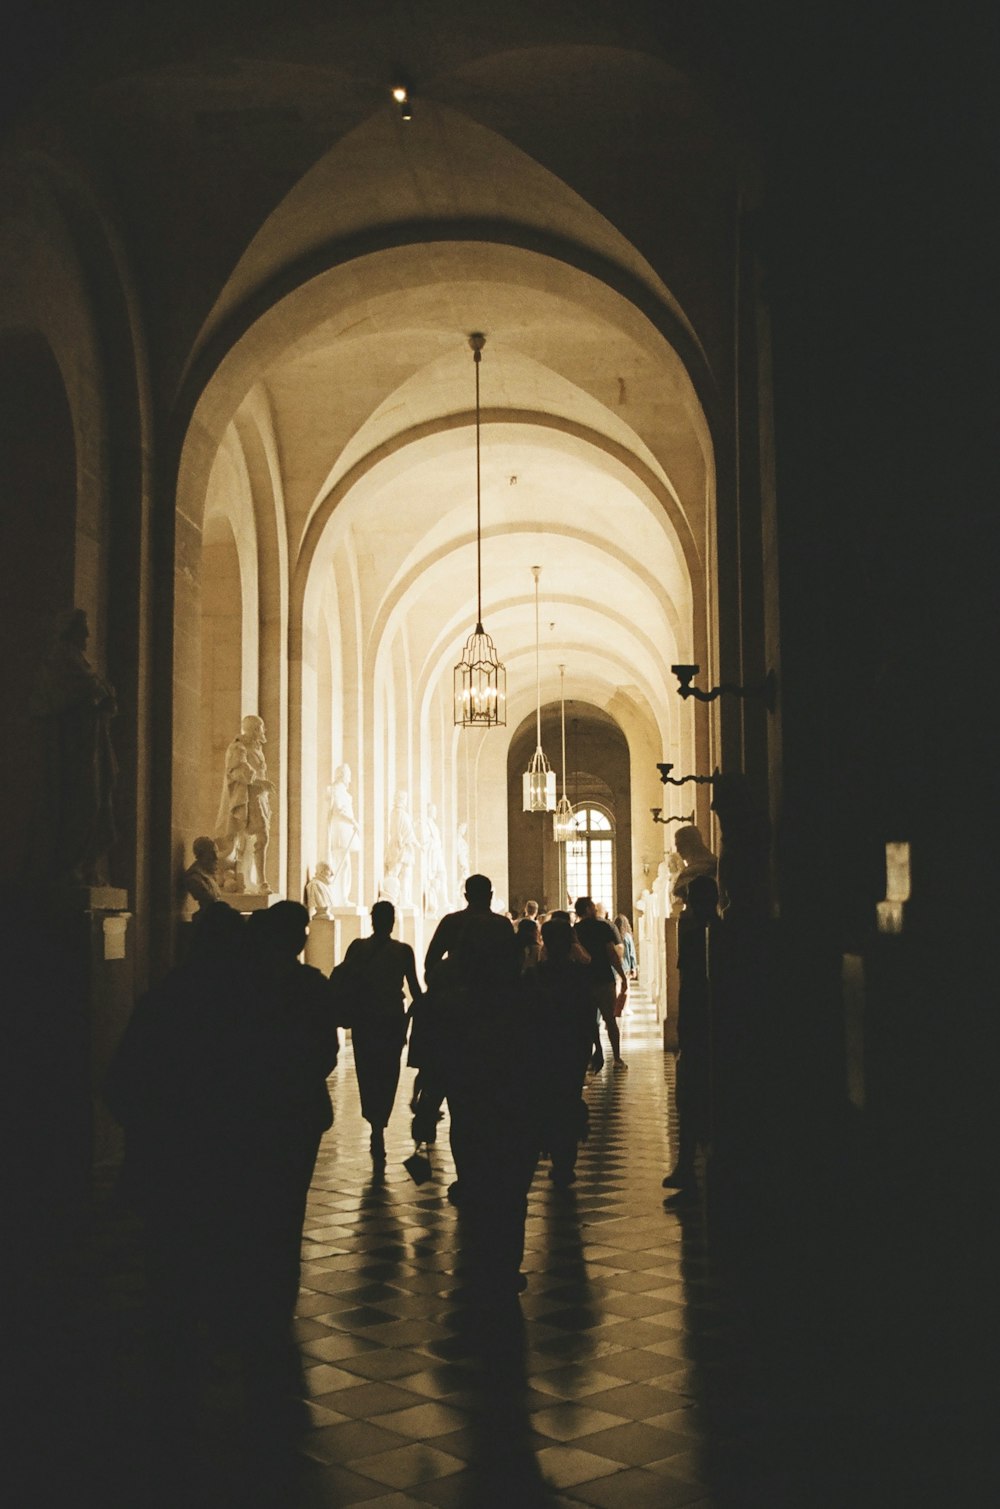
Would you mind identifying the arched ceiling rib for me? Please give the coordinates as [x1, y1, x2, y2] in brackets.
[190, 96, 705, 371]
[175, 88, 720, 773]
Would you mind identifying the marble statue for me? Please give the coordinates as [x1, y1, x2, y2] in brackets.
[306, 861, 335, 919]
[184, 836, 223, 911]
[28, 607, 118, 886]
[216, 714, 274, 894]
[384, 789, 420, 908]
[326, 763, 360, 906]
[455, 821, 470, 892]
[671, 825, 718, 905]
[420, 802, 448, 916]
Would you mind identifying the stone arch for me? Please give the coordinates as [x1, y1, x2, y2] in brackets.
[172, 114, 721, 921]
[0, 329, 77, 872]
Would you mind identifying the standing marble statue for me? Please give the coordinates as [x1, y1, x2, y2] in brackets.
[216, 714, 274, 894]
[455, 821, 470, 893]
[326, 763, 360, 906]
[420, 802, 448, 916]
[306, 861, 335, 919]
[383, 790, 420, 908]
[28, 607, 118, 886]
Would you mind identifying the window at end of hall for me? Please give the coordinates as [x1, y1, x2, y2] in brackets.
[566, 806, 614, 913]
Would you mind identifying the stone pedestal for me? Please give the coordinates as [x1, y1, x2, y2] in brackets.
[48, 886, 134, 1174]
[305, 915, 335, 974]
[331, 906, 367, 965]
[396, 905, 419, 951]
[224, 892, 274, 913]
[663, 915, 681, 1050]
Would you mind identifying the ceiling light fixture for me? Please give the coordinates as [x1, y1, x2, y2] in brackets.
[454, 333, 505, 727]
[523, 566, 556, 811]
[391, 80, 413, 120]
[553, 663, 575, 840]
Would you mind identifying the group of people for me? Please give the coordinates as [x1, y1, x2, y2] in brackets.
[109, 862, 724, 1334]
[106, 877, 648, 1333]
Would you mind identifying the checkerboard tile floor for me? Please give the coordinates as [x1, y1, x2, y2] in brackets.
[78, 984, 872, 1507]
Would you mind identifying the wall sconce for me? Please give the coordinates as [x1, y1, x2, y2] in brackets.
[391, 80, 413, 120]
[656, 762, 716, 787]
[876, 841, 911, 934]
[650, 809, 696, 825]
[670, 663, 777, 712]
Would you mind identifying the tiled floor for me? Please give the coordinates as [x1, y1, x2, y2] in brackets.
[41, 985, 921, 1507]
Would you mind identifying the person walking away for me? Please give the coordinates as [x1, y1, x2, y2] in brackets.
[424, 875, 536, 1295]
[574, 896, 629, 1068]
[104, 902, 249, 1390]
[515, 915, 541, 973]
[342, 900, 421, 1163]
[235, 902, 339, 1340]
[532, 916, 595, 1187]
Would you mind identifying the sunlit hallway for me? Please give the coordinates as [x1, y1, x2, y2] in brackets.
[1, 3, 992, 1506]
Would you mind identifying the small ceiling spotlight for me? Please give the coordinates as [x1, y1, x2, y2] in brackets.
[651, 809, 696, 825]
[391, 81, 413, 120]
[656, 762, 716, 787]
[670, 663, 777, 712]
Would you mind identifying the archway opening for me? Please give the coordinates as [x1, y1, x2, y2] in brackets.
[506, 705, 632, 916]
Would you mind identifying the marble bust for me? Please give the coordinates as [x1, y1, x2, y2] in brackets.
[671, 825, 718, 903]
[184, 836, 223, 912]
[306, 861, 335, 919]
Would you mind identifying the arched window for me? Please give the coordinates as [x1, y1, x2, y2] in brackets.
[566, 805, 615, 913]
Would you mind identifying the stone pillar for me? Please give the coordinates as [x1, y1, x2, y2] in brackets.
[45, 884, 134, 1176]
[663, 913, 681, 1050]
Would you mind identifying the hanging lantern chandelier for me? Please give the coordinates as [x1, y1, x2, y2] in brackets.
[522, 566, 557, 812]
[553, 662, 576, 839]
[454, 333, 506, 728]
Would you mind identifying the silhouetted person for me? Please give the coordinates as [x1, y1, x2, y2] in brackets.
[574, 895, 629, 1067]
[105, 902, 248, 1384]
[531, 917, 594, 1187]
[411, 872, 520, 1143]
[424, 875, 535, 1294]
[515, 915, 541, 972]
[235, 901, 339, 1336]
[663, 875, 718, 1198]
[342, 899, 421, 1162]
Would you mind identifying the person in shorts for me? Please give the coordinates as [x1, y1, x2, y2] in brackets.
[574, 896, 628, 1068]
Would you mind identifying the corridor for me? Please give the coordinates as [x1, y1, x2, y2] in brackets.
[66, 985, 881, 1509]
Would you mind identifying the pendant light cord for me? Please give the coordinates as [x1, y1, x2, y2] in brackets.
[474, 342, 482, 631]
[533, 566, 542, 748]
[560, 664, 567, 798]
